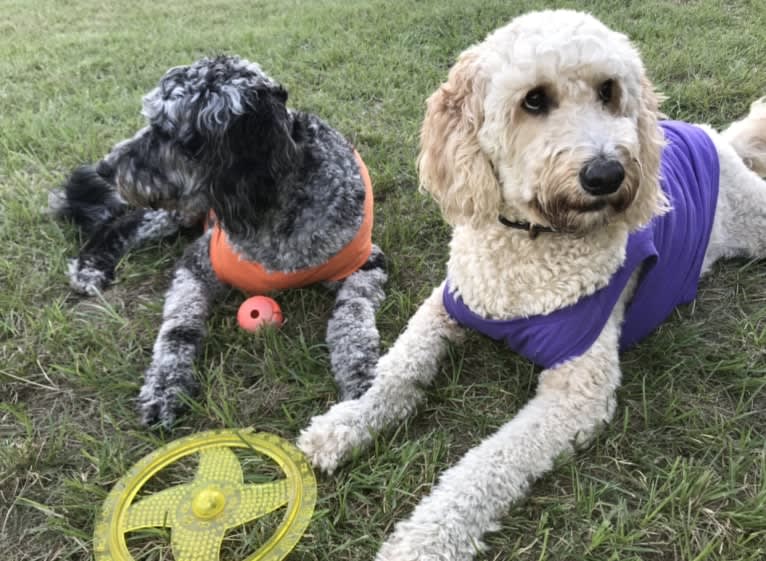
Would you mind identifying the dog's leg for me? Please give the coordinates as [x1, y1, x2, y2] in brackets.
[138, 232, 225, 427]
[298, 283, 465, 473]
[67, 209, 184, 295]
[720, 97, 766, 176]
[701, 122, 766, 269]
[326, 245, 388, 399]
[374, 308, 624, 561]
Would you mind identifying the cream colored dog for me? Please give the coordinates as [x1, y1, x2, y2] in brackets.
[299, 10, 766, 560]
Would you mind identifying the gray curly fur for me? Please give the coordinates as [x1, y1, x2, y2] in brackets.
[52, 55, 387, 427]
[326, 245, 388, 399]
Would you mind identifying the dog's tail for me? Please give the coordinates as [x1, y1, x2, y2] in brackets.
[721, 97, 766, 177]
[49, 163, 128, 235]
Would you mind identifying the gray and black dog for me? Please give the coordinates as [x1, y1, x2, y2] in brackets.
[51, 56, 387, 427]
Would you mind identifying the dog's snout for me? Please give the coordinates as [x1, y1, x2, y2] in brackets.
[579, 158, 625, 196]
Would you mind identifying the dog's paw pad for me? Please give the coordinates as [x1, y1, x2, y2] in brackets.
[376, 538, 442, 561]
[137, 399, 178, 429]
[137, 366, 199, 429]
[67, 259, 112, 296]
[137, 384, 182, 429]
[377, 521, 483, 561]
[297, 402, 368, 473]
[137, 395, 168, 428]
[297, 428, 341, 474]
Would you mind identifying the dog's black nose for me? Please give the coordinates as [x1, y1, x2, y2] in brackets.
[579, 158, 625, 196]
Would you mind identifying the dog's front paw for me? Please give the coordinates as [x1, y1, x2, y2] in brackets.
[376, 520, 486, 561]
[137, 367, 197, 429]
[67, 258, 113, 295]
[297, 399, 372, 473]
[376, 541, 445, 561]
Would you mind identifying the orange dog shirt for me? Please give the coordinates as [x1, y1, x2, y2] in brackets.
[208, 151, 374, 294]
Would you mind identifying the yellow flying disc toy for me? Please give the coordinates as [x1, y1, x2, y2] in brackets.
[94, 429, 316, 561]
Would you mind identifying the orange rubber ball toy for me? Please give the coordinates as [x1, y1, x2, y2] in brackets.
[237, 296, 283, 332]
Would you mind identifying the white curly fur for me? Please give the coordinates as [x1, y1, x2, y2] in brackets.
[299, 10, 766, 560]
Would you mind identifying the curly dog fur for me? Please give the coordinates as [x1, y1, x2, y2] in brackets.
[51, 55, 387, 427]
[298, 11, 766, 560]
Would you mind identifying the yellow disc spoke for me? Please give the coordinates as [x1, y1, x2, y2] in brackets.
[171, 524, 225, 561]
[226, 480, 290, 529]
[125, 484, 190, 531]
[196, 447, 244, 484]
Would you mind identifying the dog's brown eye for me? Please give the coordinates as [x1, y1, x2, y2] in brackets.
[598, 79, 614, 103]
[522, 87, 550, 115]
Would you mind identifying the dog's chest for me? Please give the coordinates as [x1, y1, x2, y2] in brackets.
[224, 174, 366, 273]
[446, 224, 629, 319]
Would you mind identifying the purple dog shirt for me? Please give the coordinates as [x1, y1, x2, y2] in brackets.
[443, 121, 720, 369]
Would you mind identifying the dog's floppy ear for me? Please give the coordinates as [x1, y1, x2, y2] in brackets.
[206, 83, 297, 237]
[623, 74, 668, 229]
[224, 83, 296, 176]
[418, 50, 501, 227]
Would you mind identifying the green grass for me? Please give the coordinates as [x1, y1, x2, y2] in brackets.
[2, 0, 766, 559]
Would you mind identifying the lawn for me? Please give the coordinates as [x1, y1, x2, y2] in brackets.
[1, 0, 765, 560]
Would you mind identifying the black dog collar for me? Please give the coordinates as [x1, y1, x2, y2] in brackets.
[497, 215, 556, 239]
